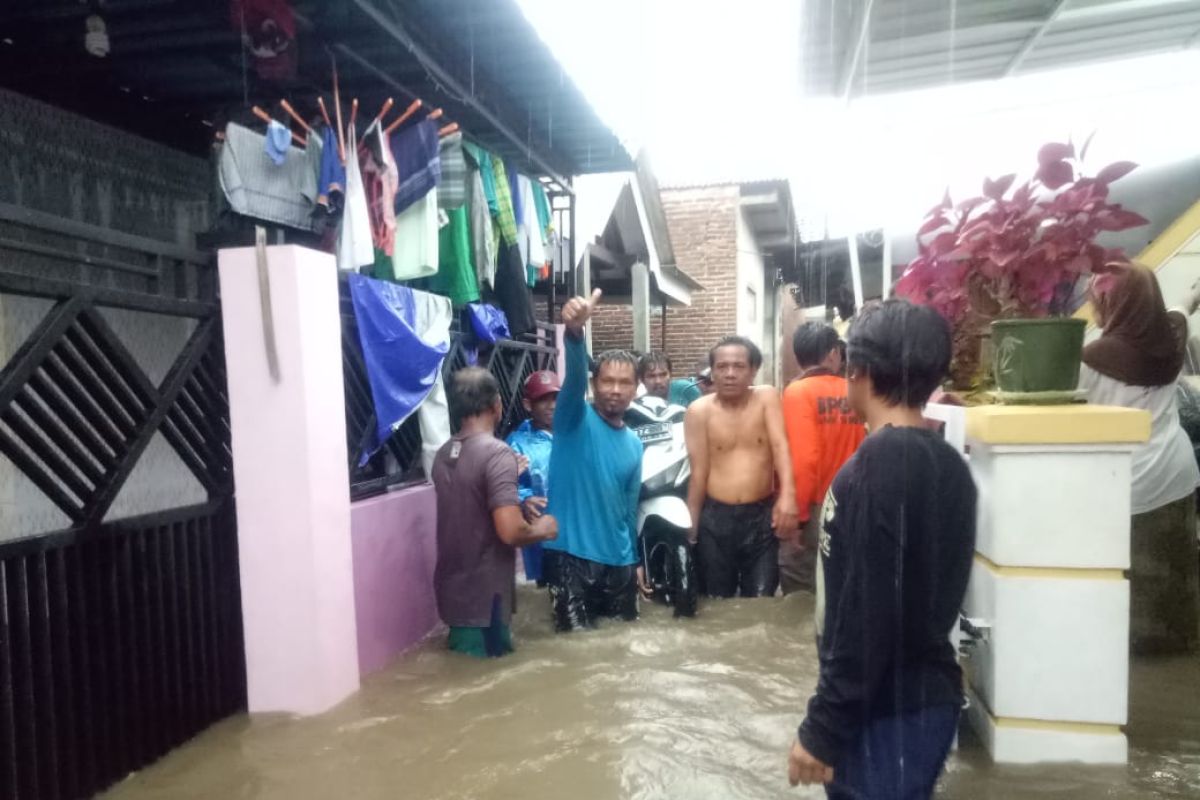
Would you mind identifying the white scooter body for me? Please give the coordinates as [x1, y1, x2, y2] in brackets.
[627, 395, 697, 615]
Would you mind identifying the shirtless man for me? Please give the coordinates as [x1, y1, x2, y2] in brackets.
[685, 335, 798, 597]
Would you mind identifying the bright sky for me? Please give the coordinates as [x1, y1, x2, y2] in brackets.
[517, 1, 1200, 237]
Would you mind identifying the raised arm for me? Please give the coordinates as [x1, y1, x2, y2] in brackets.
[684, 400, 709, 544]
[762, 387, 798, 537]
[554, 289, 603, 432]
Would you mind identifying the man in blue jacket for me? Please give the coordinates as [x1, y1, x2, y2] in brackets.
[543, 289, 646, 632]
[507, 370, 561, 585]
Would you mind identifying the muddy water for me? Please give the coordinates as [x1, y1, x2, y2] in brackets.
[103, 589, 1199, 800]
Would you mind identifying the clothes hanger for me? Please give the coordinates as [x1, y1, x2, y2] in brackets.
[383, 98, 423, 135]
[331, 59, 346, 164]
[438, 122, 459, 138]
[279, 99, 316, 138]
[251, 105, 305, 147]
[317, 96, 334, 129]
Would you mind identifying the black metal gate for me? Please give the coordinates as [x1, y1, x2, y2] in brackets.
[0, 205, 244, 799]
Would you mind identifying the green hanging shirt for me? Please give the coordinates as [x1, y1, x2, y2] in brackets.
[431, 206, 481, 305]
[532, 180, 552, 239]
[463, 142, 499, 216]
[491, 156, 519, 247]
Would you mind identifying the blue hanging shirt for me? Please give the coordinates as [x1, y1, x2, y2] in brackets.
[544, 335, 643, 567]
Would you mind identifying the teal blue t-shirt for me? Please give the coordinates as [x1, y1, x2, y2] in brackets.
[545, 335, 643, 566]
[668, 378, 702, 407]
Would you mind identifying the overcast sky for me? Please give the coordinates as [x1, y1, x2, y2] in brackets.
[516, 1, 1200, 240]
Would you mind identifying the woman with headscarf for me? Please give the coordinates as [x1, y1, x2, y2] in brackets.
[1081, 262, 1200, 653]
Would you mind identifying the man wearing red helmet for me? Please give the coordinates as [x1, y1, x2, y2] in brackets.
[506, 369, 562, 585]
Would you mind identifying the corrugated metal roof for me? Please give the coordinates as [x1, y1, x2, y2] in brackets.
[0, 0, 630, 177]
[803, 0, 1200, 98]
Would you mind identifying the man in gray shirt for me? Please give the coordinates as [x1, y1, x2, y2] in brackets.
[433, 368, 557, 657]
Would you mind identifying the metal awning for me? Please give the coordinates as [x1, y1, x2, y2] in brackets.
[803, 0, 1200, 99]
[0, 0, 631, 181]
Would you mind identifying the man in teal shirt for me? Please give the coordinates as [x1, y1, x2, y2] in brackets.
[544, 289, 645, 631]
[638, 351, 705, 408]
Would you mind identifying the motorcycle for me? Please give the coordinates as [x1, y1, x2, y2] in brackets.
[626, 394, 698, 617]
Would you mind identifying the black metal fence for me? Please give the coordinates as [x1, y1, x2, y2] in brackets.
[0, 204, 243, 798]
[339, 280, 559, 500]
[0, 500, 244, 800]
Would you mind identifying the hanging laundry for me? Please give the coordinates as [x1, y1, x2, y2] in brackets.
[491, 155, 518, 246]
[493, 242, 536, 339]
[467, 167, 496, 289]
[348, 275, 451, 473]
[218, 121, 318, 231]
[230, 0, 297, 81]
[391, 119, 441, 215]
[532, 180, 553, 239]
[508, 166, 525, 228]
[264, 120, 292, 165]
[337, 122, 375, 272]
[412, 292, 452, 477]
[360, 120, 399, 273]
[389, 188, 439, 281]
[467, 303, 511, 345]
[518, 174, 546, 285]
[317, 125, 345, 212]
[437, 131, 468, 210]
[429, 206, 480, 306]
[463, 142, 498, 215]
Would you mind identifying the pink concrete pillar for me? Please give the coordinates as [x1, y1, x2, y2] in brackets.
[218, 245, 360, 715]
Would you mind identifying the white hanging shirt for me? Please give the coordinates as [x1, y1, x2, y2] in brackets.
[336, 122, 376, 271]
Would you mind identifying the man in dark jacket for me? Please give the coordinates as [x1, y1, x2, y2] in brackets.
[788, 300, 976, 798]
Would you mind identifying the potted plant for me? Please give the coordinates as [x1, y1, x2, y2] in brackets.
[896, 140, 1149, 397]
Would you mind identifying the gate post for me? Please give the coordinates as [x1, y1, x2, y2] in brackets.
[218, 245, 360, 715]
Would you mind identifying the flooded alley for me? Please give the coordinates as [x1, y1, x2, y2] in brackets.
[101, 589, 1200, 800]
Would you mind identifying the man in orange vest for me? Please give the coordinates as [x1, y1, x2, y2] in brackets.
[779, 322, 866, 594]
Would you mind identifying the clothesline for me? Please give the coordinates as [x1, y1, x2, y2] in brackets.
[216, 96, 561, 342]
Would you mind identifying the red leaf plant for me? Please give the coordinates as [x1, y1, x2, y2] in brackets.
[895, 141, 1149, 387]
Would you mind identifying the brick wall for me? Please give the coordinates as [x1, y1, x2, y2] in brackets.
[592, 184, 741, 375]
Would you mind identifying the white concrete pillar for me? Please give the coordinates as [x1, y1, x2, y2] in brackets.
[218, 244, 360, 715]
[961, 405, 1150, 765]
[631, 261, 651, 354]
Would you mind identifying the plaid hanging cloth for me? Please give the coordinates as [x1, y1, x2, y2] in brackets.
[437, 132, 468, 210]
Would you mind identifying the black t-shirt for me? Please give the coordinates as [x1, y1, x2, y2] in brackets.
[799, 426, 977, 765]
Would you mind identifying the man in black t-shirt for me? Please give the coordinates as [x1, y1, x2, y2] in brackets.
[788, 300, 977, 798]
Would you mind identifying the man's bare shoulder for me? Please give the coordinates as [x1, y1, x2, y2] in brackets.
[752, 385, 782, 406]
[687, 394, 715, 418]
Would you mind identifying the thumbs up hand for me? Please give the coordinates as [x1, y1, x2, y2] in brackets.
[563, 288, 603, 335]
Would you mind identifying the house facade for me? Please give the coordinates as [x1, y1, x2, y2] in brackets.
[592, 180, 799, 387]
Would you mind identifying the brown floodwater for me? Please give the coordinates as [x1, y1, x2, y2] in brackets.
[102, 588, 1199, 800]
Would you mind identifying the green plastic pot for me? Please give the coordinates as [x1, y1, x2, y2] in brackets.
[991, 317, 1087, 394]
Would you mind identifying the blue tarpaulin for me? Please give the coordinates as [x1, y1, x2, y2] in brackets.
[467, 302, 511, 345]
[348, 274, 450, 466]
